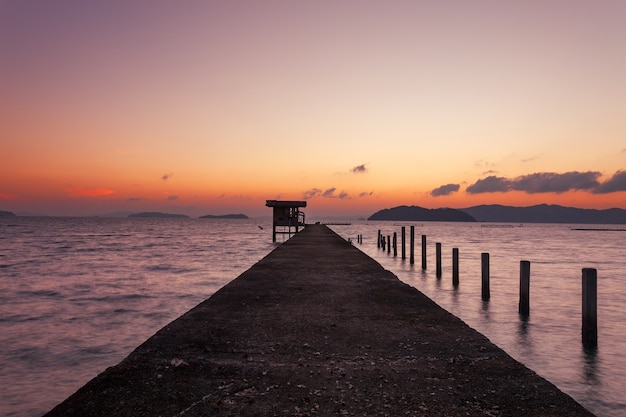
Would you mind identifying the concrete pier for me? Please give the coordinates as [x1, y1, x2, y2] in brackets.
[44, 225, 594, 416]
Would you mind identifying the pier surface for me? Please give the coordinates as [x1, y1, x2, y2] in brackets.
[45, 224, 594, 416]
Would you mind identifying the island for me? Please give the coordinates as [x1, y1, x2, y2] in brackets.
[368, 206, 477, 222]
[128, 212, 190, 219]
[0, 210, 16, 217]
[199, 214, 249, 219]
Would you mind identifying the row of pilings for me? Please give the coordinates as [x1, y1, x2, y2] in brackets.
[375, 226, 598, 349]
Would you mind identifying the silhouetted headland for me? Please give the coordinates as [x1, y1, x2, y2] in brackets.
[44, 225, 593, 417]
[0, 210, 16, 217]
[199, 213, 249, 219]
[462, 204, 626, 224]
[369, 205, 476, 222]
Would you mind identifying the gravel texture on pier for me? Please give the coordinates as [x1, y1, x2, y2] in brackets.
[44, 224, 594, 417]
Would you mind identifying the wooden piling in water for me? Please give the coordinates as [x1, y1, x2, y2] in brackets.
[481, 253, 490, 301]
[401, 227, 406, 260]
[421, 235, 427, 270]
[387, 235, 391, 254]
[582, 268, 598, 348]
[410, 226, 415, 265]
[436, 242, 442, 278]
[393, 232, 397, 257]
[519, 261, 530, 316]
[452, 248, 459, 286]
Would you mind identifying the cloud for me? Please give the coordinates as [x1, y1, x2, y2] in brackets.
[162, 173, 173, 181]
[0, 192, 16, 200]
[466, 170, 626, 194]
[431, 183, 460, 197]
[466, 176, 512, 193]
[593, 170, 626, 193]
[512, 172, 600, 193]
[303, 188, 322, 199]
[167, 195, 178, 200]
[350, 164, 367, 174]
[303, 187, 350, 199]
[126, 197, 144, 202]
[358, 191, 374, 197]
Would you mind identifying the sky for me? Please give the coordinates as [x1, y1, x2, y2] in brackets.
[1, 0, 625, 218]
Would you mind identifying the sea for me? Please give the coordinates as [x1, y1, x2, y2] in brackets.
[0, 217, 625, 417]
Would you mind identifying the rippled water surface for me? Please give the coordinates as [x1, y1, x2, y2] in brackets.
[1, 218, 625, 416]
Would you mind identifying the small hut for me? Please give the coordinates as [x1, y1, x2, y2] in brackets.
[265, 200, 306, 242]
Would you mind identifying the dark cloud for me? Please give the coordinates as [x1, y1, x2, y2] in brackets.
[350, 164, 367, 174]
[358, 191, 374, 197]
[126, 197, 143, 202]
[466, 176, 512, 193]
[511, 172, 600, 193]
[162, 173, 173, 181]
[431, 183, 460, 197]
[466, 171, 626, 194]
[167, 195, 178, 200]
[593, 170, 626, 193]
[303, 188, 322, 200]
[303, 187, 350, 199]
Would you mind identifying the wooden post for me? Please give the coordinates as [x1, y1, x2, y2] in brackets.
[481, 253, 490, 301]
[409, 226, 415, 265]
[401, 227, 406, 260]
[436, 242, 442, 278]
[519, 260, 530, 316]
[377, 230, 381, 248]
[452, 248, 459, 286]
[582, 268, 598, 348]
[393, 232, 397, 257]
[421, 235, 427, 270]
[387, 235, 391, 254]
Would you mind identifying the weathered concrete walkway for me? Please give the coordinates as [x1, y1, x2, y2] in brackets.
[44, 224, 594, 416]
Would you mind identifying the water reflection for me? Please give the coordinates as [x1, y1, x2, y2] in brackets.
[583, 346, 600, 386]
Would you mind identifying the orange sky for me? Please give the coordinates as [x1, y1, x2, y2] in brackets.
[1, 1, 625, 218]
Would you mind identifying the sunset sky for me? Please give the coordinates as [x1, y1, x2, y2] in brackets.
[2, 1, 625, 218]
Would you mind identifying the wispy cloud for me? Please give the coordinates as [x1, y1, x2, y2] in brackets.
[303, 187, 350, 199]
[303, 188, 322, 200]
[167, 195, 178, 200]
[0, 192, 16, 200]
[350, 164, 368, 174]
[358, 191, 374, 197]
[162, 173, 173, 182]
[431, 183, 460, 197]
[466, 170, 626, 194]
[126, 197, 144, 202]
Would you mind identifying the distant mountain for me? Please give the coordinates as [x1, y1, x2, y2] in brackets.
[199, 213, 249, 219]
[461, 204, 626, 224]
[368, 206, 476, 222]
[128, 212, 190, 219]
[0, 210, 16, 217]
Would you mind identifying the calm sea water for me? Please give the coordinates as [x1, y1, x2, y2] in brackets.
[1, 218, 625, 417]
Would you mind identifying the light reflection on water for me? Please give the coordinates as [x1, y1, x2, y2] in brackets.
[331, 221, 626, 417]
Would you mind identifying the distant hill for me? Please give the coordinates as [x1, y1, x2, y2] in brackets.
[199, 213, 249, 219]
[128, 212, 190, 219]
[0, 210, 16, 217]
[461, 204, 626, 224]
[368, 206, 476, 222]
